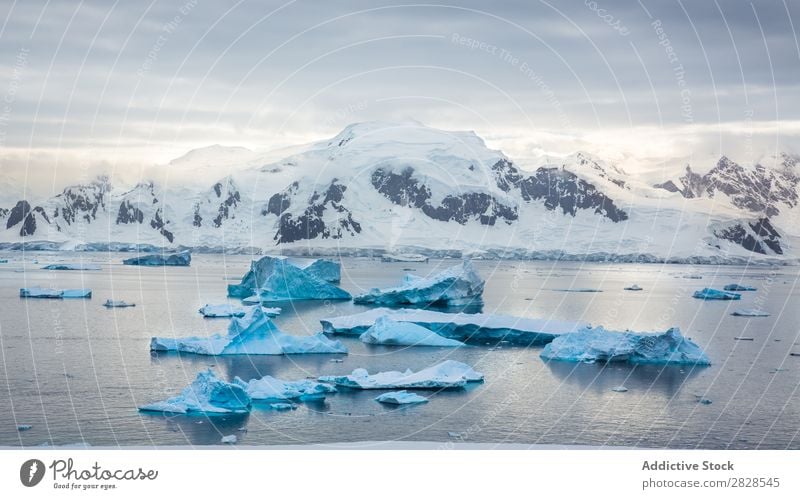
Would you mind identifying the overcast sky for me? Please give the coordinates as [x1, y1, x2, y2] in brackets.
[1, 0, 799, 191]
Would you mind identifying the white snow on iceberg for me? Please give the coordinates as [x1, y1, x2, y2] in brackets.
[375, 391, 429, 405]
[360, 316, 464, 347]
[233, 375, 336, 401]
[540, 326, 711, 365]
[354, 260, 484, 307]
[319, 360, 483, 390]
[150, 305, 347, 355]
[321, 308, 588, 346]
[227, 256, 350, 302]
[138, 369, 251, 414]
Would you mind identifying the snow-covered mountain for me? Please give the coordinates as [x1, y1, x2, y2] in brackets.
[1, 121, 798, 263]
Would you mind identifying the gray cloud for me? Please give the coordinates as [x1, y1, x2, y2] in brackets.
[0, 0, 798, 188]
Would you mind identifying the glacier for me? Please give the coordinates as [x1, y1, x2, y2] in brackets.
[42, 263, 101, 271]
[227, 256, 350, 302]
[540, 326, 711, 365]
[319, 360, 484, 389]
[375, 391, 429, 405]
[359, 316, 464, 347]
[723, 284, 757, 291]
[138, 369, 251, 415]
[321, 308, 588, 346]
[354, 260, 484, 307]
[693, 288, 741, 300]
[233, 375, 336, 401]
[122, 251, 191, 267]
[150, 305, 347, 355]
[20, 287, 91, 299]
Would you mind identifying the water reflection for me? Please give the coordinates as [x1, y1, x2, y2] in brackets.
[545, 361, 706, 398]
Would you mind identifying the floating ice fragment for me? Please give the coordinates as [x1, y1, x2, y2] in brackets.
[359, 316, 464, 347]
[723, 284, 757, 291]
[375, 391, 429, 405]
[104, 299, 135, 308]
[233, 375, 336, 402]
[220, 435, 237, 444]
[319, 360, 483, 390]
[692, 288, 741, 300]
[227, 257, 349, 302]
[731, 309, 769, 317]
[123, 251, 191, 267]
[138, 369, 251, 415]
[42, 263, 101, 271]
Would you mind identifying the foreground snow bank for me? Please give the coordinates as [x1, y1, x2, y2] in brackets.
[322, 308, 588, 345]
[540, 327, 710, 365]
[360, 316, 464, 347]
[227, 256, 350, 302]
[123, 251, 191, 267]
[692, 288, 741, 300]
[354, 260, 484, 307]
[233, 375, 336, 401]
[20, 287, 92, 298]
[150, 306, 347, 355]
[138, 369, 251, 414]
[319, 360, 484, 389]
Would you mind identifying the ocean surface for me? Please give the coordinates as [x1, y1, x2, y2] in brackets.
[1, 252, 798, 449]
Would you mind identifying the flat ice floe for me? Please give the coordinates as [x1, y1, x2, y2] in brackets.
[198, 303, 248, 318]
[319, 360, 484, 389]
[375, 391, 429, 405]
[20, 287, 92, 298]
[42, 263, 101, 271]
[103, 299, 135, 308]
[150, 305, 347, 355]
[540, 326, 711, 365]
[233, 375, 336, 401]
[227, 256, 350, 302]
[692, 288, 741, 300]
[122, 251, 191, 267]
[138, 369, 251, 415]
[359, 316, 464, 347]
[354, 260, 484, 307]
[732, 309, 770, 317]
[723, 284, 757, 291]
[321, 308, 588, 346]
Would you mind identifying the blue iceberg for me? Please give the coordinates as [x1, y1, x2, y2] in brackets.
[198, 303, 248, 318]
[540, 326, 711, 365]
[233, 375, 336, 401]
[693, 288, 741, 300]
[360, 316, 464, 347]
[723, 284, 757, 291]
[123, 251, 191, 267]
[319, 360, 484, 390]
[375, 391, 429, 405]
[150, 305, 347, 355]
[354, 260, 484, 307]
[321, 308, 588, 346]
[227, 257, 350, 302]
[20, 287, 92, 299]
[138, 369, 251, 414]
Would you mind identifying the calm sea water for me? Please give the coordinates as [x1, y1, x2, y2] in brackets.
[1, 252, 798, 449]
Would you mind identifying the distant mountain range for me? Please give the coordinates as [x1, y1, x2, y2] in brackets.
[1, 121, 797, 263]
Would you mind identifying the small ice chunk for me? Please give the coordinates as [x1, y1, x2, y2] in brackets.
[732, 309, 769, 317]
[692, 288, 741, 300]
[381, 253, 429, 263]
[553, 288, 602, 293]
[320, 360, 484, 390]
[17, 424, 33, 431]
[122, 251, 191, 267]
[20, 287, 63, 298]
[723, 284, 756, 291]
[329, 358, 344, 363]
[354, 260, 484, 307]
[138, 369, 251, 414]
[61, 289, 92, 299]
[103, 299, 135, 308]
[699, 398, 712, 405]
[359, 316, 464, 347]
[375, 391, 429, 405]
[220, 435, 237, 444]
[624, 284, 643, 291]
[540, 326, 711, 365]
[269, 403, 297, 411]
[198, 303, 248, 318]
[42, 263, 101, 271]
[611, 386, 628, 393]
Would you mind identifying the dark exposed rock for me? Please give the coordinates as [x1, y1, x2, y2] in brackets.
[192, 205, 203, 227]
[713, 217, 783, 255]
[149, 208, 174, 243]
[371, 167, 518, 225]
[116, 200, 144, 224]
[54, 176, 111, 226]
[5, 200, 47, 236]
[518, 168, 629, 222]
[212, 189, 240, 228]
[272, 180, 362, 244]
[264, 182, 298, 217]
